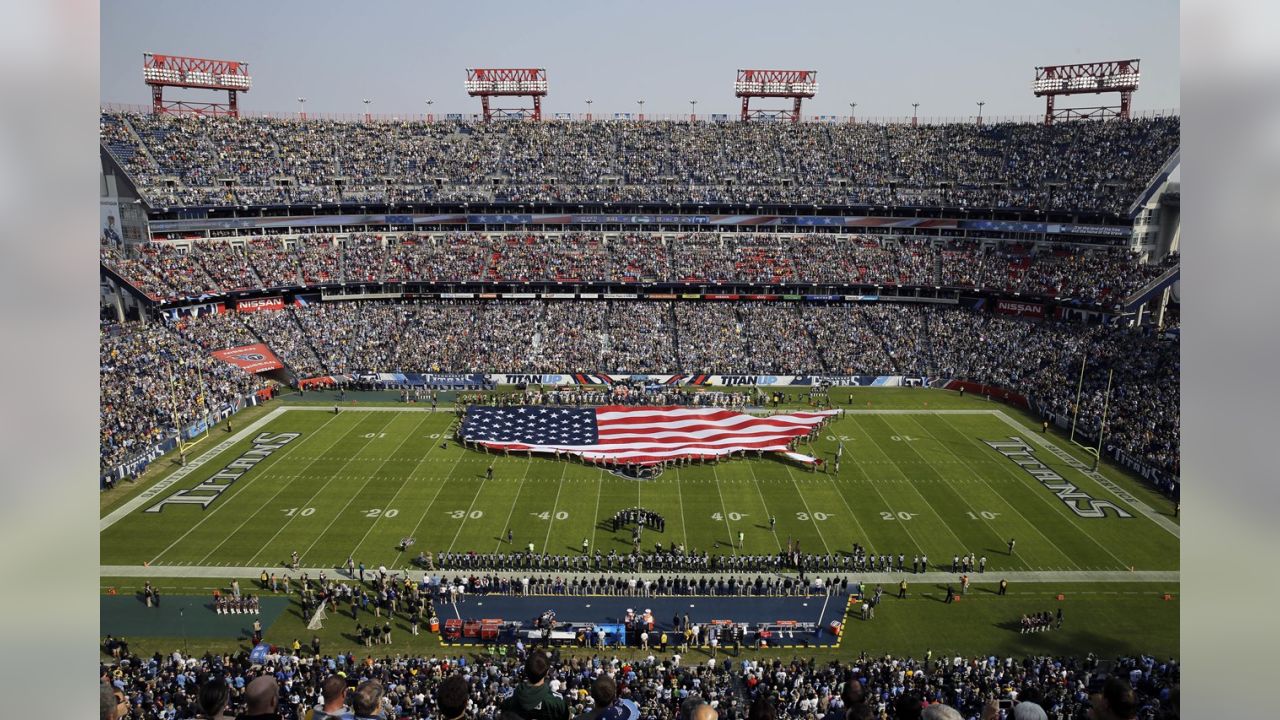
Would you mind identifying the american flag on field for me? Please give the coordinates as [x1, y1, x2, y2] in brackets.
[459, 405, 839, 466]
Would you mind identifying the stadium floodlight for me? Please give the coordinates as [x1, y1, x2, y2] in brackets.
[465, 68, 548, 122]
[143, 53, 251, 117]
[1032, 59, 1140, 125]
[735, 69, 818, 123]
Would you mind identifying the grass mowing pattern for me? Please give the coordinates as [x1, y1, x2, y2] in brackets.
[102, 407, 1177, 574]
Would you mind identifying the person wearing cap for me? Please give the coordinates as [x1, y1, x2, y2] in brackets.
[502, 651, 569, 720]
[306, 675, 352, 720]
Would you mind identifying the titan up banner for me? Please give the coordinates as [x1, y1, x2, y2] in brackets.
[211, 344, 284, 373]
[236, 296, 285, 312]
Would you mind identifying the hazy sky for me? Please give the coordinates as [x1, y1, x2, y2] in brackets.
[101, 0, 1179, 119]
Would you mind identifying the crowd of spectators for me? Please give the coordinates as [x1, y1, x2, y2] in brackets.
[99, 299, 1177, 477]
[102, 112, 1179, 214]
[100, 320, 265, 473]
[102, 233, 1170, 306]
[99, 638, 1177, 720]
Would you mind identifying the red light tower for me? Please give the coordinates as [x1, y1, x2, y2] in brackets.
[143, 53, 251, 118]
[465, 68, 548, 122]
[1032, 59, 1140, 126]
[735, 69, 818, 123]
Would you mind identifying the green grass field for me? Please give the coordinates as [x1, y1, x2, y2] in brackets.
[101, 400, 1177, 574]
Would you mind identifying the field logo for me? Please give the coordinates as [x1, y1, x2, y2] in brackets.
[144, 432, 301, 513]
[983, 437, 1133, 518]
[608, 464, 664, 481]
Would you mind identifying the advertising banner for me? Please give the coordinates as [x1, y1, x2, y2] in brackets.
[211, 344, 284, 373]
[994, 299, 1046, 318]
[236, 296, 285, 313]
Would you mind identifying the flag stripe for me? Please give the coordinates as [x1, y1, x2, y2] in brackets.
[461, 405, 838, 466]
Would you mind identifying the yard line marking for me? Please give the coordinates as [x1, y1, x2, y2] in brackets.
[541, 461, 570, 553]
[674, 465, 689, 550]
[445, 473, 490, 554]
[232, 412, 404, 566]
[936, 414, 1133, 570]
[993, 411, 1179, 539]
[348, 414, 452, 559]
[102, 406, 293, 530]
[910, 414, 1080, 570]
[495, 457, 536, 553]
[288, 413, 434, 566]
[589, 466, 605, 553]
[858, 416, 971, 553]
[838, 418, 921, 558]
[745, 460, 782, 552]
[709, 464, 739, 556]
[781, 464, 831, 554]
[390, 463, 455, 571]
[148, 410, 351, 564]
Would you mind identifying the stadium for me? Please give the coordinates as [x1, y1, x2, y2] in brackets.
[97, 8, 1180, 720]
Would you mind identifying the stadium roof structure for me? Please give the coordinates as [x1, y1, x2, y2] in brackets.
[734, 69, 818, 123]
[465, 68, 548, 122]
[1033, 59, 1140, 125]
[143, 53, 251, 118]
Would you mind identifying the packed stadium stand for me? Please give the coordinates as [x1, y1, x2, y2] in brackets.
[100, 233, 1172, 306]
[100, 645, 1177, 720]
[100, 113, 1179, 214]
[96, 90, 1185, 720]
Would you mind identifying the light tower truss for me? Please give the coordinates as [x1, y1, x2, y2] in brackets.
[1032, 59, 1140, 126]
[465, 68, 548, 122]
[143, 53, 251, 118]
[735, 69, 818, 123]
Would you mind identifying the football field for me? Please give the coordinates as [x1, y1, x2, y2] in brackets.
[101, 403, 1178, 575]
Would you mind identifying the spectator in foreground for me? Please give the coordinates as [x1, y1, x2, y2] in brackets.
[307, 674, 353, 719]
[1089, 677, 1140, 720]
[920, 705, 963, 720]
[238, 675, 281, 719]
[437, 675, 472, 720]
[503, 652, 569, 720]
[199, 676, 231, 719]
[352, 680, 387, 720]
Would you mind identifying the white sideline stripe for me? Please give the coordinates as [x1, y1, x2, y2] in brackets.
[100, 407, 289, 531]
[288, 406, 454, 413]
[993, 411, 1180, 539]
[98, 564, 1180, 584]
[152, 410, 353, 564]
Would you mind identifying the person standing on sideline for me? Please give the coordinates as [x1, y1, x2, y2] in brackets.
[898, 579, 908, 599]
[998, 578, 1008, 596]
[1007, 538, 1016, 556]
[486, 464, 494, 480]
[944, 585, 955, 604]
[978, 555, 986, 573]
[582, 538, 589, 555]
[738, 531, 744, 549]
[770, 515, 776, 531]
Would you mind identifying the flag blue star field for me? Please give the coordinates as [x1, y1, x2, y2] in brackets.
[459, 405, 839, 465]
